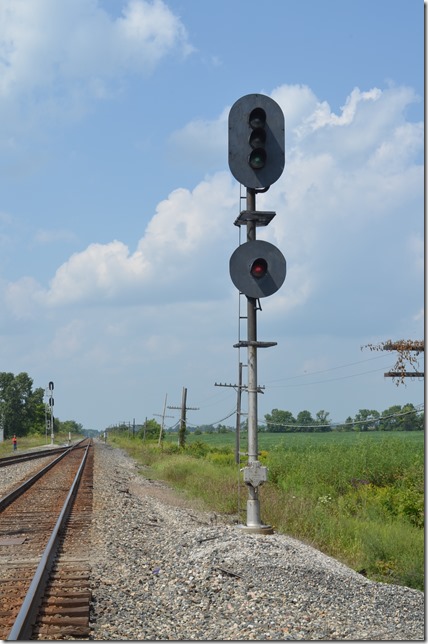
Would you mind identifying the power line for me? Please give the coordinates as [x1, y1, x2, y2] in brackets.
[186, 408, 238, 428]
[268, 364, 395, 388]
[265, 354, 394, 385]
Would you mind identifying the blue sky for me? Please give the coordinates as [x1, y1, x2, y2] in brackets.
[0, 0, 424, 432]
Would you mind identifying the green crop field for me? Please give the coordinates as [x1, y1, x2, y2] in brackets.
[112, 429, 424, 591]
[164, 428, 423, 450]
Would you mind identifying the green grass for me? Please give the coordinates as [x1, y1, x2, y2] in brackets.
[109, 430, 425, 590]
[0, 434, 49, 456]
[0, 433, 83, 456]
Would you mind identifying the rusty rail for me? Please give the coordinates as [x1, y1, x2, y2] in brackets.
[6, 443, 90, 640]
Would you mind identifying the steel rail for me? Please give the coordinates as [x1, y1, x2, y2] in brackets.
[0, 447, 70, 467]
[0, 439, 87, 467]
[7, 443, 90, 641]
[0, 441, 87, 512]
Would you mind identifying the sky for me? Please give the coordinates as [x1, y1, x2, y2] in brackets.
[0, 0, 424, 433]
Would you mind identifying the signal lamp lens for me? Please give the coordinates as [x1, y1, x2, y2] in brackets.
[249, 107, 266, 130]
[249, 128, 266, 149]
[249, 148, 266, 169]
[250, 258, 268, 278]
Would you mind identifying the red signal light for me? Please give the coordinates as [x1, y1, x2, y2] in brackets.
[250, 258, 268, 278]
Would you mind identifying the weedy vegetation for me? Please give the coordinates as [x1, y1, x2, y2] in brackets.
[111, 429, 424, 590]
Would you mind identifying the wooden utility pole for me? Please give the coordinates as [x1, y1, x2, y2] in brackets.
[154, 394, 174, 447]
[216, 362, 255, 464]
[384, 341, 424, 378]
[364, 340, 424, 382]
[168, 387, 199, 448]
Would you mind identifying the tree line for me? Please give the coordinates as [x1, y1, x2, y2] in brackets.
[111, 404, 424, 438]
[0, 372, 83, 439]
[264, 404, 423, 432]
[187, 404, 423, 434]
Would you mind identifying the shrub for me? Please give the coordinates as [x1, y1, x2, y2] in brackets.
[205, 451, 235, 466]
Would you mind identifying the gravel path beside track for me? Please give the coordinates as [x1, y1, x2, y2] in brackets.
[88, 442, 424, 640]
[0, 455, 55, 497]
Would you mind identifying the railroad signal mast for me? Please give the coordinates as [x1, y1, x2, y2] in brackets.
[228, 94, 286, 534]
[45, 381, 54, 445]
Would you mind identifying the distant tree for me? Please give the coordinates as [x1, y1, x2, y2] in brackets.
[315, 410, 331, 432]
[379, 405, 402, 431]
[344, 417, 354, 431]
[59, 419, 84, 435]
[197, 424, 216, 434]
[29, 394, 47, 435]
[296, 410, 314, 431]
[265, 409, 296, 432]
[353, 409, 380, 432]
[217, 424, 232, 434]
[138, 418, 161, 440]
[399, 403, 423, 431]
[240, 419, 248, 433]
[416, 410, 424, 431]
[0, 372, 44, 437]
[334, 416, 353, 432]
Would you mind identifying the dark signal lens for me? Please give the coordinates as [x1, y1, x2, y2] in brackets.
[249, 128, 266, 149]
[249, 148, 266, 169]
[248, 107, 267, 169]
[249, 108, 266, 129]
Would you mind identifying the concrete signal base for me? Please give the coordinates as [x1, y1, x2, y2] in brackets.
[237, 499, 274, 535]
[238, 524, 274, 535]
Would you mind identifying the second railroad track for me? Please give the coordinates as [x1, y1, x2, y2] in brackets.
[0, 439, 94, 640]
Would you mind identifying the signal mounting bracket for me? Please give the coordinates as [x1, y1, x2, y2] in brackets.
[233, 340, 277, 348]
[234, 210, 276, 227]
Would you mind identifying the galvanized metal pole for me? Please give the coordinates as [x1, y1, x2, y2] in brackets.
[50, 403, 54, 446]
[246, 189, 258, 465]
[243, 189, 272, 533]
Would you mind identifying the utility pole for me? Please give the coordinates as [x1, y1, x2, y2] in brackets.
[168, 387, 199, 448]
[154, 394, 174, 447]
[215, 363, 265, 464]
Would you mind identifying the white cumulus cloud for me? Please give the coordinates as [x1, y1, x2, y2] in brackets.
[0, 0, 193, 119]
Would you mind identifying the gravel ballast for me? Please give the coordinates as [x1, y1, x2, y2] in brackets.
[88, 442, 424, 640]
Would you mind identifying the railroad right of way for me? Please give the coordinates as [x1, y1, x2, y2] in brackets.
[0, 441, 424, 640]
[88, 442, 424, 641]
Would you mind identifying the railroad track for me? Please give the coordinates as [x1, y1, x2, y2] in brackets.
[0, 440, 86, 467]
[0, 439, 93, 640]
